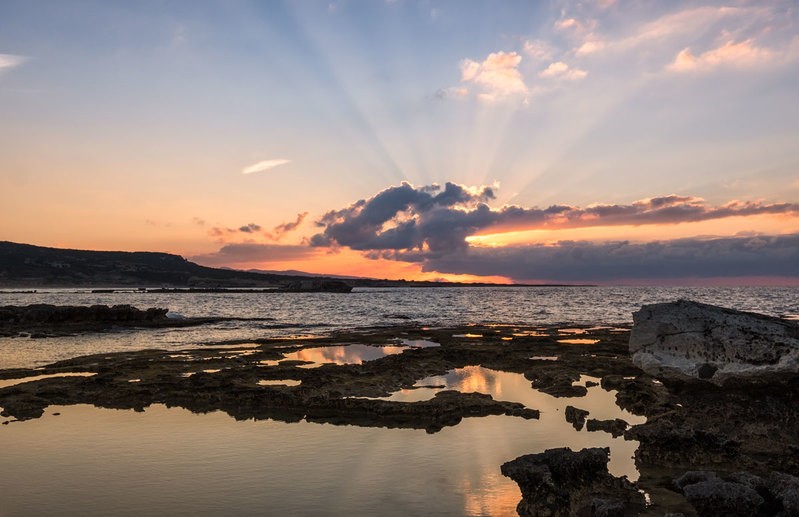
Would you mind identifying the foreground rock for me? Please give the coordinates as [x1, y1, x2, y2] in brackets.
[501, 447, 644, 516]
[672, 470, 799, 516]
[0, 304, 226, 337]
[629, 300, 799, 386]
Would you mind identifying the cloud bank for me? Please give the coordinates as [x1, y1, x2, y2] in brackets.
[411, 234, 799, 283]
[311, 182, 799, 254]
[309, 182, 799, 283]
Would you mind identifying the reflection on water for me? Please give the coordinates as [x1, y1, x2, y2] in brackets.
[0, 398, 641, 517]
[280, 344, 408, 365]
[375, 366, 643, 480]
[0, 372, 95, 389]
[558, 338, 601, 345]
[1, 286, 797, 369]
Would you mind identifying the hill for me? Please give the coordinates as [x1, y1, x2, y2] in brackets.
[0, 241, 350, 289]
[0, 241, 584, 289]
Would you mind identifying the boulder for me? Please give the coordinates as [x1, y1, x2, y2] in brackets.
[501, 447, 644, 516]
[629, 300, 799, 386]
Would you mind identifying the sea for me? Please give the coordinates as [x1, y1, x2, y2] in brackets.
[1, 286, 797, 516]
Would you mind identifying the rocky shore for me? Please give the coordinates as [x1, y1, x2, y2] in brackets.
[0, 304, 230, 337]
[1, 301, 798, 515]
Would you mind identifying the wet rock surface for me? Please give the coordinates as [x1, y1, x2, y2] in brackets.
[501, 447, 645, 516]
[0, 304, 227, 337]
[2, 323, 632, 430]
[629, 300, 799, 386]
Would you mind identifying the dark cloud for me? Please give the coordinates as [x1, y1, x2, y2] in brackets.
[239, 223, 262, 233]
[412, 234, 799, 282]
[190, 243, 320, 267]
[306, 182, 799, 282]
[311, 183, 799, 254]
[310, 181, 495, 250]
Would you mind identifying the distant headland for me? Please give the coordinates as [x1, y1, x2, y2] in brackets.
[0, 241, 591, 290]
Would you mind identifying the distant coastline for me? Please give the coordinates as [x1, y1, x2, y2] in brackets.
[0, 241, 594, 290]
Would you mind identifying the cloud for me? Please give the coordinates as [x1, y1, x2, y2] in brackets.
[209, 222, 266, 240]
[311, 183, 799, 256]
[190, 243, 320, 268]
[538, 61, 588, 81]
[241, 159, 291, 175]
[667, 39, 773, 73]
[265, 212, 308, 241]
[459, 51, 527, 101]
[310, 182, 495, 251]
[523, 40, 554, 60]
[0, 54, 27, 74]
[415, 234, 799, 283]
[239, 223, 262, 233]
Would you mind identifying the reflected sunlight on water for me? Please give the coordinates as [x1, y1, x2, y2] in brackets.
[1, 286, 797, 369]
[0, 372, 95, 389]
[280, 344, 408, 365]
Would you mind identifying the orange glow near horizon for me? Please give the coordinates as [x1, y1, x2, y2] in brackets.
[197, 246, 514, 284]
[466, 214, 799, 247]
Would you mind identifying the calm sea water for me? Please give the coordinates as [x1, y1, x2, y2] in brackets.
[1, 286, 798, 369]
[1, 286, 797, 516]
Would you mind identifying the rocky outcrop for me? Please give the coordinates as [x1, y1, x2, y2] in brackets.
[0, 304, 168, 324]
[629, 300, 799, 386]
[280, 279, 352, 293]
[500, 447, 644, 517]
[673, 469, 799, 516]
[0, 304, 225, 337]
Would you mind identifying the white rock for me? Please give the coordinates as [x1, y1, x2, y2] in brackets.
[629, 300, 799, 386]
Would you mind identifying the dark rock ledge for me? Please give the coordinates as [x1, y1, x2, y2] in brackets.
[0, 304, 228, 337]
[501, 447, 645, 517]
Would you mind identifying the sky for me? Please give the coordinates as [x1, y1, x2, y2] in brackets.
[1, 0, 798, 284]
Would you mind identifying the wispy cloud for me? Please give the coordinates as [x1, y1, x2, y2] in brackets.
[265, 212, 309, 241]
[241, 159, 291, 175]
[667, 39, 773, 73]
[0, 54, 27, 74]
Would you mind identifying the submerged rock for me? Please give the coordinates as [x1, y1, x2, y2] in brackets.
[565, 405, 589, 430]
[586, 418, 628, 437]
[629, 300, 799, 386]
[500, 447, 644, 517]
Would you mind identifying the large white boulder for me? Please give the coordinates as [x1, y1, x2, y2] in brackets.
[629, 300, 799, 386]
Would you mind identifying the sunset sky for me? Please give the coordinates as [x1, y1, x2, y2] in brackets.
[1, 0, 798, 284]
